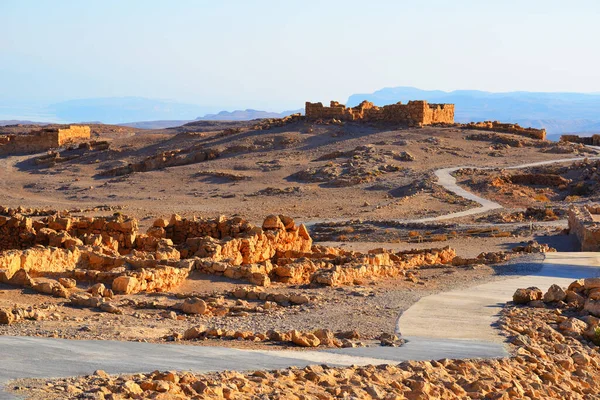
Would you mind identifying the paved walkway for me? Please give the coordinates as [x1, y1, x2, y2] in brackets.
[399, 252, 600, 341]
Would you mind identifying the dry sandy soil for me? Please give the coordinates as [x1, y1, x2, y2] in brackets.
[1, 121, 593, 226]
[1, 119, 598, 398]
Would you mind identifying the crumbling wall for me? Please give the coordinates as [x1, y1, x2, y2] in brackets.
[561, 134, 600, 146]
[158, 214, 313, 265]
[101, 148, 219, 177]
[0, 214, 138, 253]
[463, 121, 546, 140]
[568, 204, 600, 251]
[0, 125, 90, 155]
[305, 100, 455, 125]
[57, 126, 91, 145]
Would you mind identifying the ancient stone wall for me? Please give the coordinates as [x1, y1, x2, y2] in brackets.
[462, 121, 546, 140]
[305, 100, 455, 126]
[568, 204, 600, 251]
[0, 125, 90, 155]
[561, 134, 600, 146]
[158, 214, 313, 266]
[0, 214, 138, 253]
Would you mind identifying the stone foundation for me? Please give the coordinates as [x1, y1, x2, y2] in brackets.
[568, 204, 600, 251]
[561, 134, 600, 146]
[305, 100, 454, 126]
[0, 125, 91, 155]
[462, 121, 546, 140]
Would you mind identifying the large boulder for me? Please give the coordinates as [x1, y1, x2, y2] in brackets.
[584, 299, 600, 317]
[559, 318, 588, 336]
[513, 287, 542, 304]
[543, 284, 567, 303]
[291, 330, 320, 347]
[0, 309, 14, 325]
[584, 278, 600, 290]
[262, 215, 285, 230]
[112, 276, 139, 294]
[183, 325, 207, 340]
[181, 298, 207, 315]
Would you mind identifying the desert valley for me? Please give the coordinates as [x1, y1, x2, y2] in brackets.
[0, 97, 600, 399]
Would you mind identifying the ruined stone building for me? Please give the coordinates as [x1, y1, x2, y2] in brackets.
[561, 134, 600, 146]
[463, 121, 546, 140]
[0, 125, 91, 155]
[568, 204, 600, 251]
[305, 100, 455, 126]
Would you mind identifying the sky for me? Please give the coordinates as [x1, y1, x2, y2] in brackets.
[1, 0, 600, 112]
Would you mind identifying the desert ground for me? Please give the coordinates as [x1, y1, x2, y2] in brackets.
[1, 118, 600, 399]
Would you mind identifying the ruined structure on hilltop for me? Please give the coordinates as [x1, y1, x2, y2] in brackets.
[0, 125, 91, 155]
[568, 204, 600, 251]
[463, 121, 546, 140]
[305, 100, 455, 126]
[561, 134, 600, 146]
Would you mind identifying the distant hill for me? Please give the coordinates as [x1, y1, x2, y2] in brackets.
[196, 109, 303, 121]
[0, 120, 50, 126]
[346, 87, 600, 134]
[116, 108, 305, 130]
[118, 120, 193, 129]
[48, 97, 220, 124]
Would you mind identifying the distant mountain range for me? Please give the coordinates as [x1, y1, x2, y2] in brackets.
[0, 120, 49, 126]
[3, 90, 600, 135]
[118, 109, 303, 129]
[195, 109, 302, 121]
[347, 87, 600, 134]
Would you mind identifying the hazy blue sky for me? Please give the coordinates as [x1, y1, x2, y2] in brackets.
[1, 0, 599, 111]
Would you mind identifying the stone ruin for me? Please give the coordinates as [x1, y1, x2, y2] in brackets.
[0, 125, 91, 155]
[0, 211, 458, 313]
[305, 100, 455, 126]
[561, 134, 600, 146]
[462, 121, 546, 140]
[568, 204, 600, 251]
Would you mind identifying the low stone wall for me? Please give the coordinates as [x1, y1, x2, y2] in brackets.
[462, 121, 546, 140]
[161, 214, 313, 265]
[561, 134, 600, 146]
[0, 125, 90, 155]
[568, 204, 600, 251]
[305, 100, 455, 126]
[0, 214, 139, 253]
[101, 148, 219, 176]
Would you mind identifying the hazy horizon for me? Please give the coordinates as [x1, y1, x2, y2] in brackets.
[2, 0, 600, 114]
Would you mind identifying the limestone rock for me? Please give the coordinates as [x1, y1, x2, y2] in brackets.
[289, 294, 309, 305]
[183, 325, 207, 340]
[584, 299, 600, 317]
[181, 298, 207, 315]
[543, 284, 567, 303]
[0, 309, 14, 325]
[513, 287, 542, 304]
[291, 330, 320, 347]
[58, 277, 77, 289]
[262, 215, 285, 230]
[559, 318, 588, 335]
[112, 276, 139, 294]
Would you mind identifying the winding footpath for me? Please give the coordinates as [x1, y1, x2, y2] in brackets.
[2, 154, 600, 399]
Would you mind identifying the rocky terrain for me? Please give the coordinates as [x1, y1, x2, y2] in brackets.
[0, 209, 548, 349]
[455, 158, 600, 209]
[0, 118, 598, 399]
[1, 119, 594, 225]
[12, 280, 600, 399]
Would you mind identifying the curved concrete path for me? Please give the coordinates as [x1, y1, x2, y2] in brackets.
[399, 252, 600, 341]
[417, 154, 600, 222]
